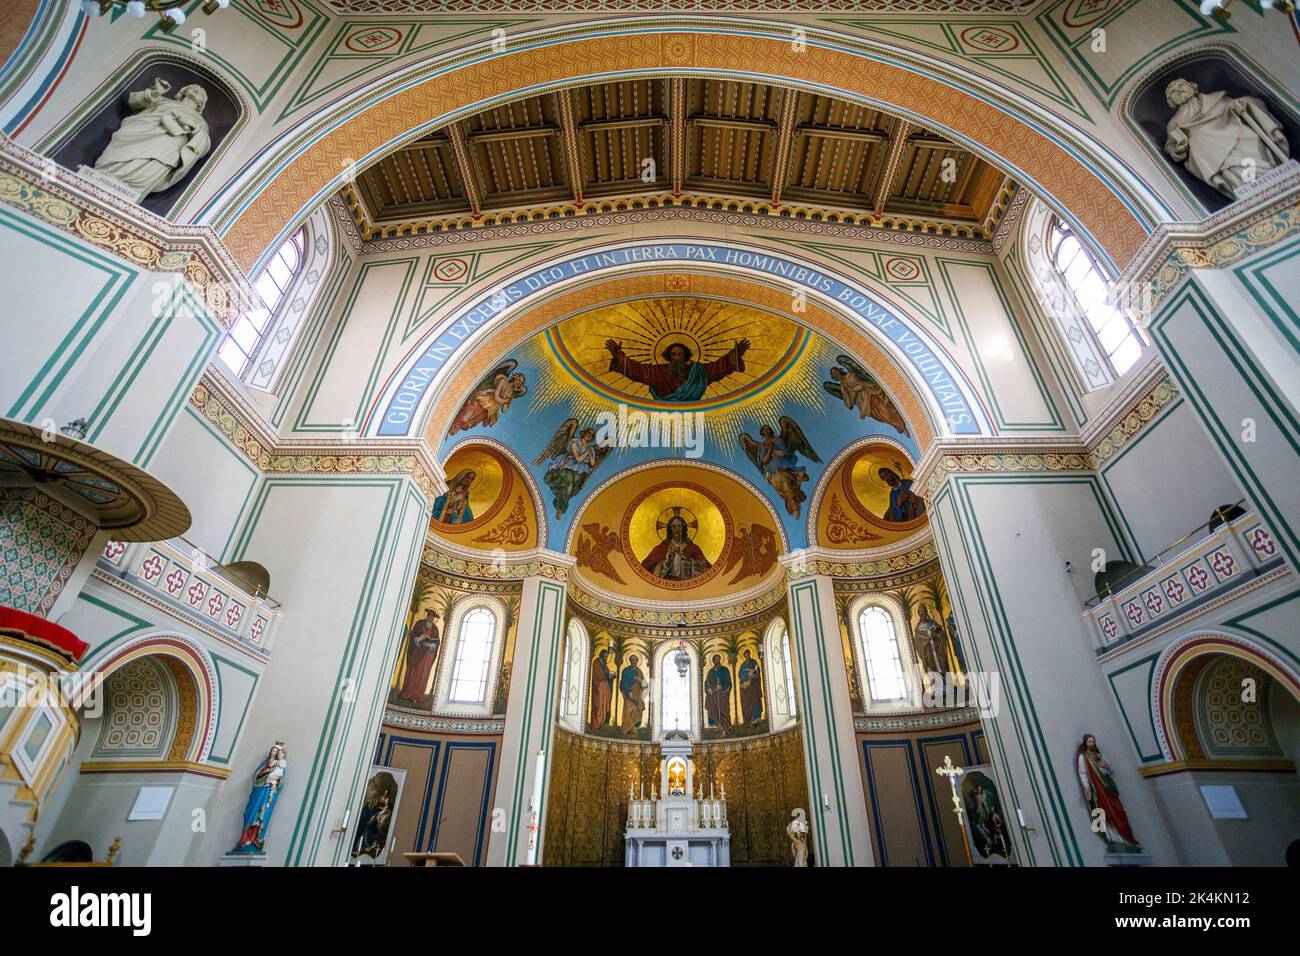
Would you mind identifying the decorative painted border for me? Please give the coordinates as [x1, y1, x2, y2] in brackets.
[213, 21, 1158, 275]
[0, 136, 250, 329]
[381, 709, 505, 734]
[188, 375, 442, 501]
[854, 705, 980, 733]
[330, 193, 999, 258]
[914, 364, 1180, 497]
[323, 1, 1045, 10]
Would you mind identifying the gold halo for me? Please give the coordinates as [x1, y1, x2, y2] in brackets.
[655, 507, 699, 542]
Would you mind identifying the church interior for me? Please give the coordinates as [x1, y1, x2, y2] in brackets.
[1, 0, 1298, 872]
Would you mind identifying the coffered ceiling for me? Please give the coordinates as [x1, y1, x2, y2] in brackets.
[343, 77, 1017, 239]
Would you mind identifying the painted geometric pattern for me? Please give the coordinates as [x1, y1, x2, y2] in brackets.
[1192, 656, 1280, 758]
[105, 538, 278, 653]
[92, 658, 177, 759]
[324, 0, 1044, 9]
[0, 488, 95, 617]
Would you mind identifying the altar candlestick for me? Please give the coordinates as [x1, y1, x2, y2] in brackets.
[526, 749, 546, 865]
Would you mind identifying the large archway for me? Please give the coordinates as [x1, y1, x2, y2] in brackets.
[209, 22, 1165, 274]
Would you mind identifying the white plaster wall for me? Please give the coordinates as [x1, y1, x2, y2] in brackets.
[1100, 399, 1244, 561]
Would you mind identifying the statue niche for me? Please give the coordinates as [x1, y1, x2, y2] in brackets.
[52, 61, 239, 217]
[1133, 54, 1298, 212]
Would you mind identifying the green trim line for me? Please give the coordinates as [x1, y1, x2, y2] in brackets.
[75, 592, 155, 657]
[326, 482, 428, 866]
[1151, 282, 1300, 570]
[294, 256, 418, 433]
[938, 257, 1065, 432]
[226, 476, 407, 866]
[788, 579, 833, 863]
[1036, 0, 1231, 109]
[209, 654, 261, 766]
[929, 487, 1042, 866]
[84, 282, 221, 465]
[504, 578, 566, 867]
[1221, 588, 1300, 673]
[2, 207, 136, 420]
[1000, 253, 1088, 427]
[178, 405, 261, 562]
[1103, 652, 1162, 763]
[143, 0, 329, 112]
[271, 235, 352, 430]
[1095, 395, 1186, 561]
[1233, 235, 1300, 356]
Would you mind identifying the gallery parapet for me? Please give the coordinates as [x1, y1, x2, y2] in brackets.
[1081, 505, 1285, 655]
[98, 536, 282, 654]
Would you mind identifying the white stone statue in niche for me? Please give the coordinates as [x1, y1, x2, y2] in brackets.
[1163, 77, 1291, 199]
[90, 78, 212, 201]
[787, 808, 808, 867]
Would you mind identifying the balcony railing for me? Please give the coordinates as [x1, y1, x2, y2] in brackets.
[1082, 507, 1284, 654]
[98, 537, 282, 654]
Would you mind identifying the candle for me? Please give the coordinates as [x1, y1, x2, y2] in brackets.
[527, 749, 546, 866]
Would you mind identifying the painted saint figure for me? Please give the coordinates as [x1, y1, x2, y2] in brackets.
[642, 514, 712, 582]
[618, 655, 647, 735]
[704, 654, 733, 735]
[589, 648, 615, 729]
[395, 608, 441, 704]
[604, 338, 750, 402]
[431, 469, 476, 524]
[822, 354, 908, 434]
[739, 416, 821, 519]
[231, 742, 287, 854]
[879, 466, 925, 522]
[535, 418, 613, 519]
[912, 604, 947, 680]
[449, 360, 527, 435]
[787, 808, 809, 867]
[91, 79, 212, 201]
[738, 649, 763, 724]
[1076, 733, 1140, 849]
[1163, 77, 1291, 199]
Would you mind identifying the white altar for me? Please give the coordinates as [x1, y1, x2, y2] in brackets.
[625, 737, 730, 867]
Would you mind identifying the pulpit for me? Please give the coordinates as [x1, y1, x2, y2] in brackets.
[624, 737, 730, 867]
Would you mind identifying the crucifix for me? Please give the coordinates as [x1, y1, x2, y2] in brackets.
[935, 755, 974, 866]
[935, 755, 964, 823]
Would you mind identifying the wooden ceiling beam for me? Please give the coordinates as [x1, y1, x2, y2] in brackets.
[872, 118, 913, 213]
[670, 77, 685, 197]
[466, 124, 559, 146]
[769, 87, 798, 206]
[799, 124, 888, 145]
[688, 115, 777, 134]
[578, 116, 667, 135]
[555, 90, 584, 208]
[446, 121, 483, 219]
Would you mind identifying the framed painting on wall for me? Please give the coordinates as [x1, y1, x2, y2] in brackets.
[349, 766, 407, 866]
[958, 765, 1015, 866]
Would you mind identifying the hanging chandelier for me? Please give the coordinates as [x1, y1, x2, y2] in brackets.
[80, 1, 231, 32]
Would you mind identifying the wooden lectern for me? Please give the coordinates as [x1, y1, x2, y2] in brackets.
[403, 851, 465, 867]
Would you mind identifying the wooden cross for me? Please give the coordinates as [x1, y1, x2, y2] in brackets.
[935, 755, 965, 824]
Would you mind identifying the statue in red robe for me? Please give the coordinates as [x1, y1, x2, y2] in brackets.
[604, 339, 749, 402]
[1076, 733, 1140, 848]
